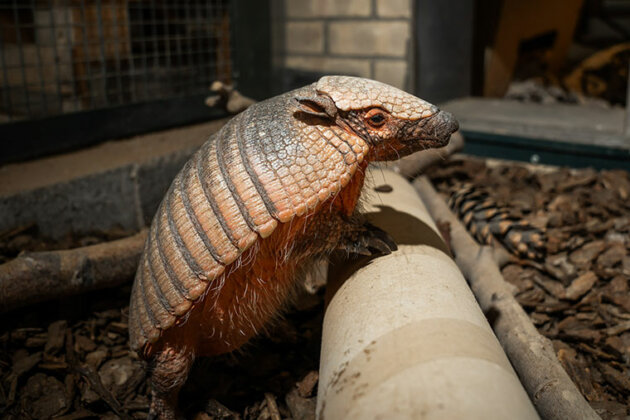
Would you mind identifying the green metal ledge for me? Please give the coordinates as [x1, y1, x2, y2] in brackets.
[444, 98, 630, 170]
[462, 130, 630, 170]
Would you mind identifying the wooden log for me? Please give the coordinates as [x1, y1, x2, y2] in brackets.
[413, 176, 601, 420]
[0, 230, 147, 313]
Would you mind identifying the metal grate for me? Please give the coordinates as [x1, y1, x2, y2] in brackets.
[0, 0, 233, 123]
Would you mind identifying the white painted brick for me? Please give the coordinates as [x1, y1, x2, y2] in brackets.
[374, 59, 408, 90]
[329, 21, 409, 57]
[285, 56, 371, 78]
[286, 0, 371, 18]
[285, 22, 325, 54]
[376, 0, 411, 18]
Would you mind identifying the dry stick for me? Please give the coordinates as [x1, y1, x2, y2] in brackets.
[0, 230, 147, 313]
[264, 393, 282, 420]
[413, 176, 601, 420]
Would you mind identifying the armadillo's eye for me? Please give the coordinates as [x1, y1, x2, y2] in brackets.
[365, 109, 387, 128]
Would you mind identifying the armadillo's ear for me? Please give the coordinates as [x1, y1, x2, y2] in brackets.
[294, 94, 337, 120]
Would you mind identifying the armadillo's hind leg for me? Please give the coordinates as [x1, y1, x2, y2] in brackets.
[148, 345, 194, 420]
[338, 222, 397, 257]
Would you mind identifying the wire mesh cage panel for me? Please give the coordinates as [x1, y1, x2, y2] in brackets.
[0, 0, 233, 123]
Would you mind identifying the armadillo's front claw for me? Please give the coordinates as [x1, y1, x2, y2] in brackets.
[340, 222, 398, 257]
[366, 222, 398, 253]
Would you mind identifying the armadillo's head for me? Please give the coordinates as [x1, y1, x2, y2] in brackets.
[294, 76, 458, 161]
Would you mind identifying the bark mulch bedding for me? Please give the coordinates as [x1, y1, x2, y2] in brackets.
[426, 156, 630, 420]
[1, 155, 628, 419]
[0, 274, 323, 419]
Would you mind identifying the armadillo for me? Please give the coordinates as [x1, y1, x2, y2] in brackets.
[128, 75, 458, 419]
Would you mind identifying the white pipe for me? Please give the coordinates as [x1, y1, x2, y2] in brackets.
[317, 168, 539, 420]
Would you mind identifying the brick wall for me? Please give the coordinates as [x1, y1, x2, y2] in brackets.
[280, 0, 413, 90]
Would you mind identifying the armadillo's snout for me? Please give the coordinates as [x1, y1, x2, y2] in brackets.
[395, 109, 459, 158]
[426, 110, 458, 147]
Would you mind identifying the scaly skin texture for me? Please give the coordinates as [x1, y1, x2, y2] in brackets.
[127, 76, 458, 419]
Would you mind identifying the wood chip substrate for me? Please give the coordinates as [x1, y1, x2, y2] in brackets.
[427, 156, 630, 420]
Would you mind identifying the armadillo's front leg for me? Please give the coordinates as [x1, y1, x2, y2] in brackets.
[337, 220, 398, 257]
